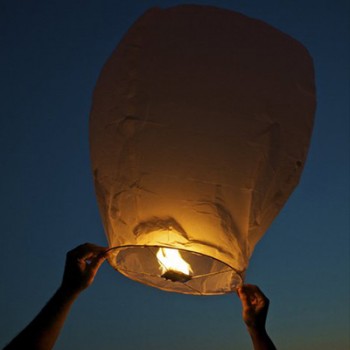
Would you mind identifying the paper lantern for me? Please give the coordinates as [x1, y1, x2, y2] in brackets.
[90, 5, 315, 295]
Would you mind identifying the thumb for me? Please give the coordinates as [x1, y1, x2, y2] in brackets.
[89, 252, 108, 275]
[237, 287, 252, 308]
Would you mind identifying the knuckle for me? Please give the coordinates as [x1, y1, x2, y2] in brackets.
[67, 249, 75, 257]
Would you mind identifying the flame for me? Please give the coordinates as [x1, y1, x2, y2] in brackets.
[156, 247, 193, 275]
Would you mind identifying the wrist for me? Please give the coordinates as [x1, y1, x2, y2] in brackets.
[247, 326, 277, 350]
[56, 285, 81, 301]
[247, 326, 268, 338]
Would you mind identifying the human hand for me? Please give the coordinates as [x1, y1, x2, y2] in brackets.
[237, 284, 270, 333]
[60, 243, 108, 295]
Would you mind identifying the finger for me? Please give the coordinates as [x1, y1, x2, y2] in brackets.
[243, 285, 269, 308]
[251, 287, 269, 306]
[242, 284, 260, 292]
[88, 251, 108, 274]
[242, 284, 267, 300]
[68, 243, 108, 260]
[240, 284, 266, 306]
[237, 286, 252, 308]
[252, 285, 267, 299]
[239, 284, 256, 296]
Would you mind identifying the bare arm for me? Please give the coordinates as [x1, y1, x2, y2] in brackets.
[4, 243, 108, 350]
[237, 284, 277, 350]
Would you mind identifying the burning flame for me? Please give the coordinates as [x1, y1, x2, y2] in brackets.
[156, 247, 193, 276]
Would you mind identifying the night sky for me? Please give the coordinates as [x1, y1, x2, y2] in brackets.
[1, 1, 349, 350]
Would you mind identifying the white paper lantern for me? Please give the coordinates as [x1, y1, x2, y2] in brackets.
[90, 5, 316, 295]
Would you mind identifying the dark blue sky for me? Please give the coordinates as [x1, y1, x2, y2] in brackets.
[0, 1, 349, 349]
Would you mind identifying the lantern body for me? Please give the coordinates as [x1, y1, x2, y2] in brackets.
[90, 6, 315, 295]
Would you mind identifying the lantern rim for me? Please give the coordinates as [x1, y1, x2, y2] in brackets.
[106, 244, 244, 295]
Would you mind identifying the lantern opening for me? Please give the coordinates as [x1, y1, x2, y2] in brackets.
[156, 247, 193, 282]
[107, 245, 243, 295]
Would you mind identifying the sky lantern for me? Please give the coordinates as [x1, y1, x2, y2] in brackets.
[90, 5, 316, 295]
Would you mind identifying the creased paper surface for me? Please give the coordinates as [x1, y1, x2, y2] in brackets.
[90, 5, 316, 294]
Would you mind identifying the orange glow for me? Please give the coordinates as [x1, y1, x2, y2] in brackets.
[156, 247, 193, 276]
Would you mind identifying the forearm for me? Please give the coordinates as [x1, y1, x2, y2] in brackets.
[248, 327, 277, 350]
[4, 287, 79, 350]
